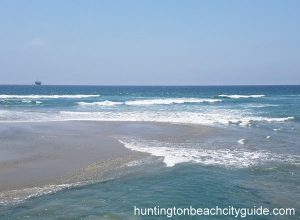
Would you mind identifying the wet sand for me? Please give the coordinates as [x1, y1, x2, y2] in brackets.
[0, 121, 133, 192]
[0, 121, 214, 204]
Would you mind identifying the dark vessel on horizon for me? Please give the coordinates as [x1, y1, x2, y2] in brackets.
[35, 81, 42, 86]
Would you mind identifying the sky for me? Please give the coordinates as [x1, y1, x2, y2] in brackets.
[0, 0, 299, 85]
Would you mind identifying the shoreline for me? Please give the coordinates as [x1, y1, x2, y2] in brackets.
[0, 121, 214, 205]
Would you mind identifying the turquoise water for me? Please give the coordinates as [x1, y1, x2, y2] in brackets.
[0, 86, 299, 125]
[0, 86, 299, 219]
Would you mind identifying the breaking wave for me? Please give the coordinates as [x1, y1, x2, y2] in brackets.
[0, 110, 294, 127]
[119, 139, 299, 168]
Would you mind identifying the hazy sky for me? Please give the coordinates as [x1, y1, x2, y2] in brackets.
[0, 0, 299, 85]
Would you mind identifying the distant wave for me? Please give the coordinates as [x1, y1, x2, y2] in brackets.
[246, 104, 279, 108]
[0, 94, 100, 99]
[119, 138, 299, 168]
[125, 98, 222, 105]
[78, 101, 122, 106]
[78, 98, 222, 107]
[218, 94, 265, 99]
[0, 100, 42, 104]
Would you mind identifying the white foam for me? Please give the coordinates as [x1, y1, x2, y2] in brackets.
[0, 182, 84, 206]
[22, 100, 42, 104]
[119, 139, 299, 168]
[219, 94, 265, 99]
[266, 136, 271, 139]
[0, 100, 42, 104]
[77, 98, 221, 107]
[266, 117, 293, 122]
[124, 158, 156, 167]
[246, 104, 279, 108]
[78, 101, 122, 106]
[60, 111, 293, 126]
[0, 110, 294, 126]
[124, 98, 222, 105]
[0, 94, 100, 99]
[238, 139, 245, 145]
[21, 100, 32, 103]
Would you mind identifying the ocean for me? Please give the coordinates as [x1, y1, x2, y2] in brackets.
[0, 85, 299, 219]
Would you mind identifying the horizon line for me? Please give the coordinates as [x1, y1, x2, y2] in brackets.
[0, 84, 300, 87]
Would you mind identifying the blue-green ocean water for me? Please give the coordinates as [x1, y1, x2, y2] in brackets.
[0, 85, 299, 219]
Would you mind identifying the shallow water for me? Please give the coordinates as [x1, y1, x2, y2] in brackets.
[1, 163, 299, 219]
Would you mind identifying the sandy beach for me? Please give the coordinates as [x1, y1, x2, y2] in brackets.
[0, 122, 137, 191]
[0, 121, 214, 205]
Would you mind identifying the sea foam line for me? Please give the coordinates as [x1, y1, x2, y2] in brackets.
[0, 94, 100, 99]
[59, 111, 294, 126]
[0, 182, 84, 206]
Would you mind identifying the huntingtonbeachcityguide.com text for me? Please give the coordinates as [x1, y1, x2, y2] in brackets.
[133, 205, 296, 218]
